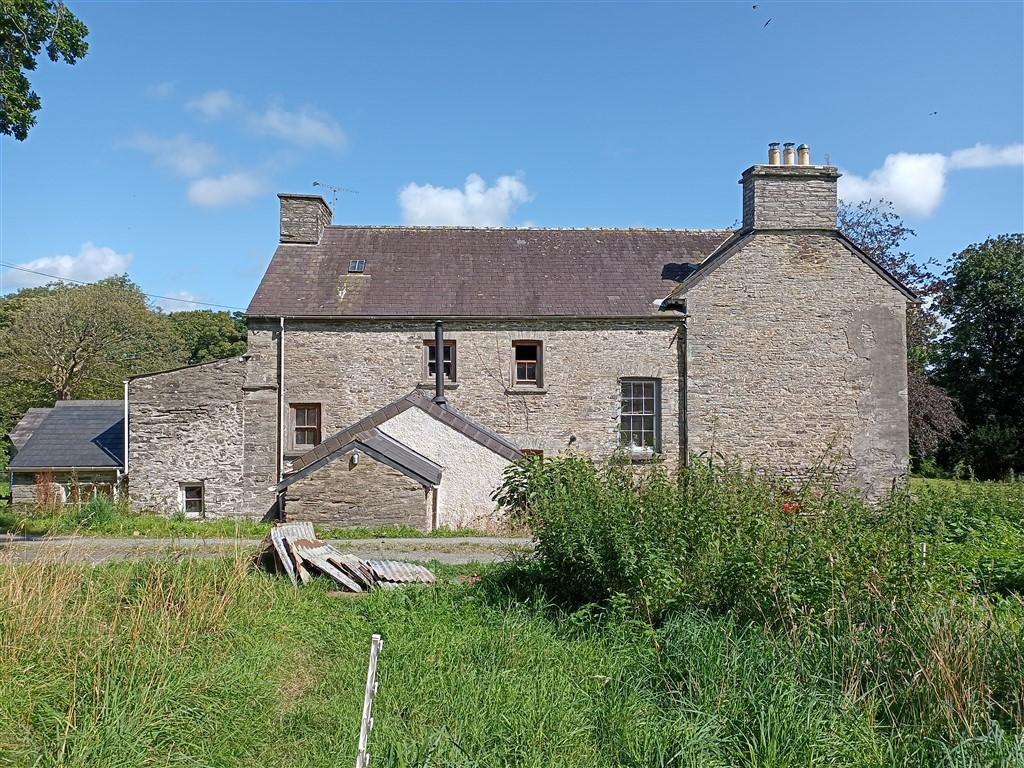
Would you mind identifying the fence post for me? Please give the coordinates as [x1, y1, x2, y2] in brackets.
[355, 633, 383, 768]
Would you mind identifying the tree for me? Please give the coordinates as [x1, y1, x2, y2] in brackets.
[1, 0, 89, 140]
[0, 276, 187, 401]
[935, 234, 1024, 478]
[838, 199, 962, 458]
[168, 310, 248, 364]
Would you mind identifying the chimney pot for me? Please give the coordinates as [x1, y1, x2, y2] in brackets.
[797, 144, 810, 165]
[768, 143, 781, 165]
[782, 143, 796, 166]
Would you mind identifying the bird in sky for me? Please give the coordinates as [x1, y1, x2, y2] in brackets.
[929, 111, 939, 116]
[763, 18, 772, 28]
[752, 4, 759, 8]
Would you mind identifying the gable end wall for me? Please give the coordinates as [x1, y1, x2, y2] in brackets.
[128, 358, 247, 517]
[685, 232, 909, 499]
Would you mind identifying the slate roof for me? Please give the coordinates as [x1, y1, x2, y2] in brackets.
[8, 407, 53, 454]
[278, 427, 443, 491]
[8, 400, 124, 470]
[284, 389, 522, 479]
[247, 226, 732, 318]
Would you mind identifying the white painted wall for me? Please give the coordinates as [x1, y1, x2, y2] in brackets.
[378, 407, 512, 529]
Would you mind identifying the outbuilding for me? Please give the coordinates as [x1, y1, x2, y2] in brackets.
[7, 400, 125, 504]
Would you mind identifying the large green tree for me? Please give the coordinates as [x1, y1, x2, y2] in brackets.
[0, 0, 88, 140]
[0, 276, 187, 401]
[168, 310, 247, 365]
[935, 234, 1024, 478]
[838, 199, 962, 458]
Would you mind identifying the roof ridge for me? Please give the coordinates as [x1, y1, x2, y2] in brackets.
[324, 224, 735, 234]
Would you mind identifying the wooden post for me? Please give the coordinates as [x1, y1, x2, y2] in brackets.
[355, 634, 383, 768]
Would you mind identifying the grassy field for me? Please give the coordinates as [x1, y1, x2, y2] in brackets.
[0, 497, 496, 539]
[0, 469, 1020, 767]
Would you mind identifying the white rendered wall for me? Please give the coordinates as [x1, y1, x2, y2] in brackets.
[378, 407, 512, 529]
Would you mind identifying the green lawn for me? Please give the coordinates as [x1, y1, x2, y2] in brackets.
[0, 502, 497, 540]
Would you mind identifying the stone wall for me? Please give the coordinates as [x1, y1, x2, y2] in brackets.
[247, 318, 684, 469]
[278, 194, 331, 244]
[284, 451, 432, 529]
[683, 232, 909, 499]
[741, 165, 840, 230]
[128, 357, 248, 517]
[11, 470, 119, 504]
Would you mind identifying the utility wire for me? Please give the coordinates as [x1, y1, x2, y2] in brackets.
[0, 262, 246, 311]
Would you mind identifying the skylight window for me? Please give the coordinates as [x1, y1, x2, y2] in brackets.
[348, 259, 365, 273]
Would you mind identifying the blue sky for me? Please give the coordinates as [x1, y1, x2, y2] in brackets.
[2, 1, 1022, 312]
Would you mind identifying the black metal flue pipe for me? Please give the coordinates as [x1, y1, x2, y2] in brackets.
[433, 320, 446, 405]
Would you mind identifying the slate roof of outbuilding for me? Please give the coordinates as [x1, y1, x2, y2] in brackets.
[284, 389, 522, 478]
[8, 401, 124, 470]
[247, 226, 732, 318]
[8, 407, 53, 452]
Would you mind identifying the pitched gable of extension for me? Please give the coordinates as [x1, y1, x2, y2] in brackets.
[281, 389, 522, 487]
[248, 225, 731, 319]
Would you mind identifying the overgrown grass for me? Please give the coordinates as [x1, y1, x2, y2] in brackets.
[492, 456, 1024, 761]
[0, 496, 495, 539]
[0, 464, 1020, 766]
[0, 555, 1020, 767]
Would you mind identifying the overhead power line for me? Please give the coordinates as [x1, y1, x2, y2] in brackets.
[0, 262, 246, 311]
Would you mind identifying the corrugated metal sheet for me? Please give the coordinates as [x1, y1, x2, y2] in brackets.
[366, 560, 436, 584]
[256, 523, 435, 590]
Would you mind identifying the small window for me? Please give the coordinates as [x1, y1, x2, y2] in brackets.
[513, 341, 543, 387]
[349, 259, 365, 273]
[424, 341, 456, 382]
[619, 378, 660, 453]
[181, 483, 204, 517]
[290, 403, 322, 450]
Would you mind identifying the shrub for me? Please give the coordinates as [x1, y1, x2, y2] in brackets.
[497, 455, 933, 625]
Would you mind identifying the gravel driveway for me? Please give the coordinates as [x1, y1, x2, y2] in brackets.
[0, 534, 533, 566]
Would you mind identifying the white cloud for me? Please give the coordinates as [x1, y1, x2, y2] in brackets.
[398, 173, 533, 226]
[1, 242, 132, 292]
[840, 142, 1024, 217]
[249, 105, 347, 150]
[947, 142, 1024, 170]
[124, 133, 219, 178]
[187, 172, 265, 208]
[187, 89, 239, 120]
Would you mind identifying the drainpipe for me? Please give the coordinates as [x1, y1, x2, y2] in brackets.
[276, 315, 284, 520]
[123, 380, 129, 475]
[433, 320, 446, 405]
[122, 379, 129, 503]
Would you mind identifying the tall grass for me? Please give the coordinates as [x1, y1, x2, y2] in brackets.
[0, 462, 1020, 766]
[494, 456, 1024, 759]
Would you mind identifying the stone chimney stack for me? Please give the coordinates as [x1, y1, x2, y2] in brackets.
[741, 143, 841, 231]
[278, 193, 332, 244]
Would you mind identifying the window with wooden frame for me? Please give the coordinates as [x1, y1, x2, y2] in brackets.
[424, 341, 456, 382]
[512, 341, 543, 387]
[289, 403, 322, 451]
[180, 482, 205, 517]
[618, 378, 661, 453]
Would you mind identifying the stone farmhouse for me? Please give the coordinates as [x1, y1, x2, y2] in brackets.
[87, 143, 914, 528]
